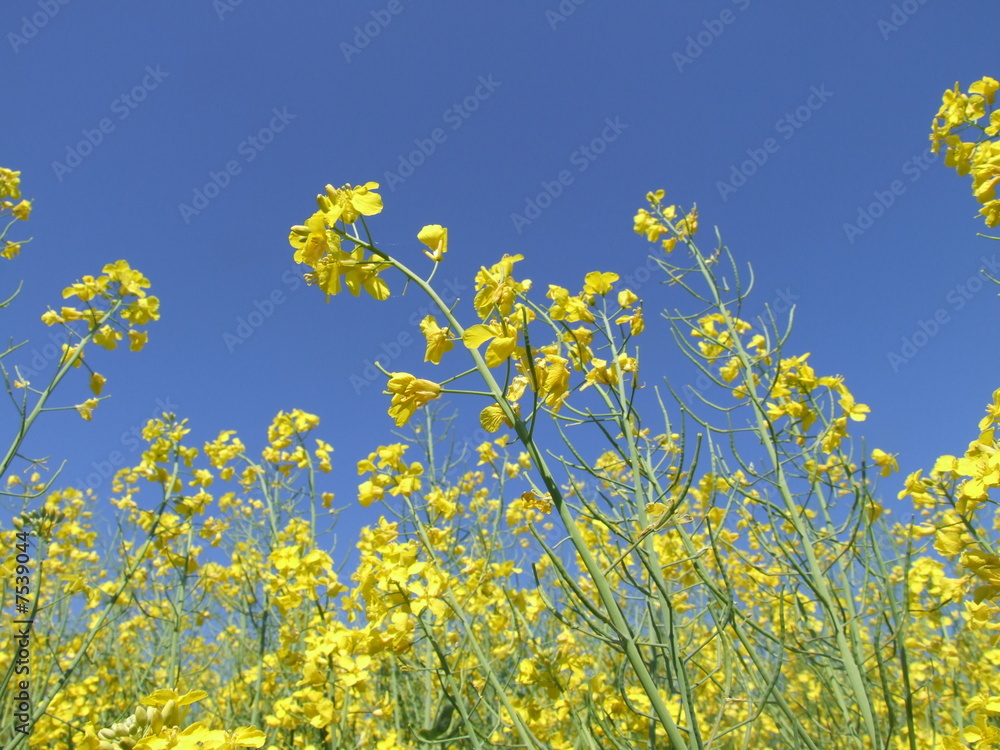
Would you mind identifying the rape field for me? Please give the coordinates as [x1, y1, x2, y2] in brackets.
[2, 77, 1000, 750]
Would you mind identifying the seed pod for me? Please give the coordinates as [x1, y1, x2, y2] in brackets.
[134, 705, 147, 728]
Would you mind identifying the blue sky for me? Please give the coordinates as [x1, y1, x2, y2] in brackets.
[3, 1, 998, 539]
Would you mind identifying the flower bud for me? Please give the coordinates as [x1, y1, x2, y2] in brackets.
[162, 699, 178, 727]
[98, 728, 117, 741]
[134, 705, 147, 728]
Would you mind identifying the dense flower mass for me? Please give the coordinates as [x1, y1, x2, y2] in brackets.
[931, 76, 1000, 227]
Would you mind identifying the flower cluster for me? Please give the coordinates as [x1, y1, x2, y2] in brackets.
[0, 166, 31, 259]
[288, 182, 391, 300]
[931, 76, 1000, 227]
[29, 260, 159, 420]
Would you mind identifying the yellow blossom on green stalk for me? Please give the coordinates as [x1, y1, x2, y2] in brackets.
[418, 315, 454, 364]
[319, 181, 383, 224]
[530, 353, 571, 411]
[583, 271, 619, 296]
[129, 330, 148, 352]
[547, 285, 594, 323]
[838, 390, 870, 421]
[385, 373, 442, 426]
[618, 289, 639, 308]
[63, 275, 108, 302]
[340, 246, 390, 300]
[11, 199, 31, 220]
[480, 403, 512, 433]
[89, 372, 106, 395]
[289, 211, 339, 267]
[871, 449, 899, 477]
[615, 306, 644, 335]
[94, 324, 121, 350]
[463, 319, 519, 368]
[103, 260, 152, 297]
[521, 490, 553, 514]
[0, 167, 21, 199]
[76, 398, 98, 421]
[476, 441, 498, 465]
[417, 224, 448, 261]
[473, 254, 531, 319]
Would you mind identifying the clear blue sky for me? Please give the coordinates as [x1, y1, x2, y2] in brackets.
[3, 1, 998, 538]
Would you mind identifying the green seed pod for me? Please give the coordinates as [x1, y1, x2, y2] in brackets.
[162, 699, 178, 727]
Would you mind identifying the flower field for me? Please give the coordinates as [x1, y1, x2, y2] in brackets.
[2, 77, 1000, 750]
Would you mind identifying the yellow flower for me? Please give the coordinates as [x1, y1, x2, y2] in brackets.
[129, 330, 149, 352]
[76, 398, 99, 421]
[480, 403, 512, 433]
[463, 320, 518, 368]
[289, 211, 338, 267]
[319, 181, 383, 224]
[417, 224, 448, 261]
[871, 448, 899, 477]
[0, 167, 21, 200]
[970, 77, 999, 106]
[385, 373, 441, 426]
[63, 274, 108, 302]
[89, 372, 106, 396]
[11, 199, 31, 221]
[473, 254, 530, 319]
[547, 285, 593, 323]
[583, 271, 619, 296]
[94, 324, 121, 351]
[419, 315, 454, 364]
[839, 390, 870, 421]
